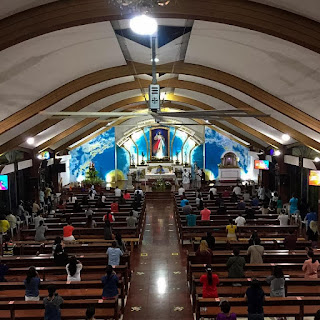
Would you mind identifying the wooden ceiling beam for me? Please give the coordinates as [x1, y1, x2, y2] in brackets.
[1, 0, 320, 53]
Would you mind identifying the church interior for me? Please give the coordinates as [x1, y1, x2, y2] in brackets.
[1, 0, 320, 319]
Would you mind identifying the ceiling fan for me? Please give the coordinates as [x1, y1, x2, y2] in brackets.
[40, 37, 268, 123]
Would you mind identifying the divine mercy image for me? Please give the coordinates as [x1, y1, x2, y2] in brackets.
[151, 128, 169, 159]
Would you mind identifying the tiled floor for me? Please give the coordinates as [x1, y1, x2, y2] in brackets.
[123, 197, 194, 320]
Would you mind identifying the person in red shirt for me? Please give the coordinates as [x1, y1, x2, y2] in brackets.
[200, 264, 219, 298]
[200, 205, 211, 221]
[103, 212, 115, 223]
[222, 188, 231, 198]
[123, 190, 131, 200]
[110, 200, 119, 213]
[63, 220, 75, 241]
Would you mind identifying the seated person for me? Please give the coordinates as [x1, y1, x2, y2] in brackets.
[0, 259, 8, 282]
[186, 212, 197, 226]
[63, 220, 75, 241]
[156, 165, 165, 174]
[101, 265, 119, 299]
[200, 205, 211, 221]
[243, 191, 250, 202]
[178, 185, 185, 196]
[180, 198, 189, 207]
[233, 185, 242, 195]
[66, 256, 83, 282]
[245, 205, 255, 220]
[278, 210, 289, 226]
[0, 214, 10, 233]
[35, 220, 48, 242]
[216, 301, 237, 320]
[110, 200, 119, 213]
[123, 190, 131, 200]
[237, 200, 246, 210]
[107, 241, 123, 266]
[226, 219, 237, 240]
[202, 232, 215, 250]
[200, 264, 219, 298]
[235, 213, 246, 226]
[222, 188, 231, 198]
[247, 237, 264, 264]
[196, 240, 213, 264]
[284, 230, 297, 250]
[6, 212, 17, 231]
[126, 211, 138, 227]
[307, 221, 319, 248]
[182, 202, 193, 215]
[251, 196, 259, 207]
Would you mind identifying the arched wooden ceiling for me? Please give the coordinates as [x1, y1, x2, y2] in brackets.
[1, 0, 320, 53]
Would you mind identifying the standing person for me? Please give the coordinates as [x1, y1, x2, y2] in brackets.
[266, 266, 285, 297]
[226, 219, 237, 240]
[199, 264, 219, 298]
[114, 186, 121, 197]
[245, 279, 265, 320]
[247, 238, 264, 264]
[289, 194, 298, 215]
[235, 213, 246, 226]
[182, 169, 191, 189]
[182, 201, 193, 215]
[200, 205, 211, 221]
[107, 242, 123, 266]
[24, 266, 40, 301]
[39, 188, 45, 208]
[32, 200, 40, 216]
[43, 285, 63, 320]
[227, 248, 246, 278]
[278, 210, 289, 226]
[302, 250, 320, 279]
[104, 220, 113, 240]
[277, 196, 283, 214]
[298, 198, 309, 221]
[66, 256, 82, 281]
[196, 168, 202, 189]
[233, 184, 242, 196]
[101, 265, 119, 299]
[258, 185, 265, 201]
[216, 301, 237, 320]
[69, 193, 77, 204]
[305, 209, 318, 231]
[45, 185, 52, 204]
[63, 219, 75, 241]
[126, 211, 137, 228]
[201, 168, 206, 186]
[307, 221, 319, 248]
[35, 220, 48, 242]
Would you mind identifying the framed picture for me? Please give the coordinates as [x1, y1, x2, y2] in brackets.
[150, 127, 170, 160]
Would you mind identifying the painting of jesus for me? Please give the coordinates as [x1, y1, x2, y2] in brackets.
[150, 128, 169, 160]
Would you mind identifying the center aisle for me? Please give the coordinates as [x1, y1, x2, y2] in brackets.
[123, 194, 194, 320]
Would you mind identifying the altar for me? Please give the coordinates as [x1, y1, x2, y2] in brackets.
[129, 162, 191, 182]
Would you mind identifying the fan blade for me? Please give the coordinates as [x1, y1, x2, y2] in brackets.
[157, 110, 267, 118]
[40, 111, 150, 118]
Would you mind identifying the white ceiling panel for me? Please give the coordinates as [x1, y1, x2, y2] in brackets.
[0, 22, 126, 121]
[251, 0, 320, 22]
[178, 74, 320, 144]
[185, 21, 320, 121]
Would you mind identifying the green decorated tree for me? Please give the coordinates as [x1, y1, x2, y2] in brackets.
[83, 162, 103, 185]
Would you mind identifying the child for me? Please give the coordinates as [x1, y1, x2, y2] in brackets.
[216, 301, 237, 320]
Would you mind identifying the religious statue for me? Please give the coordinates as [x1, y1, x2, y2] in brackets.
[153, 131, 166, 158]
[175, 151, 180, 164]
[141, 151, 145, 165]
[156, 165, 165, 174]
[131, 154, 135, 167]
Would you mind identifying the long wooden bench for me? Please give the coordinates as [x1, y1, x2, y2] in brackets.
[196, 297, 320, 320]
[0, 299, 118, 320]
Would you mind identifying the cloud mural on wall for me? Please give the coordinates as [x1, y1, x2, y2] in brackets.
[205, 127, 249, 179]
[70, 128, 115, 182]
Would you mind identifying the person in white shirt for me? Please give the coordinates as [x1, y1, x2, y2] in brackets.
[233, 185, 242, 196]
[278, 211, 289, 226]
[34, 213, 44, 229]
[134, 187, 144, 197]
[235, 213, 246, 226]
[243, 191, 250, 202]
[100, 192, 106, 203]
[178, 185, 185, 196]
[69, 194, 77, 204]
[66, 256, 82, 281]
[114, 186, 122, 197]
[209, 186, 217, 195]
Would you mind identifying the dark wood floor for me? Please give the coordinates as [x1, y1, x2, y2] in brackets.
[123, 196, 193, 320]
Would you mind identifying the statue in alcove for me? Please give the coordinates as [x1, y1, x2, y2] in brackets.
[219, 152, 239, 168]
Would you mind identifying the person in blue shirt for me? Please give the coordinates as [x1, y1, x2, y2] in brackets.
[251, 196, 259, 207]
[180, 198, 189, 207]
[101, 265, 119, 299]
[106, 241, 123, 266]
[186, 212, 197, 226]
[305, 209, 318, 230]
[289, 194, 298, 215]
[24, 266, 40, 301]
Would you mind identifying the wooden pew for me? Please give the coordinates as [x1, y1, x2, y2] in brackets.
[0, 299, 119, 320]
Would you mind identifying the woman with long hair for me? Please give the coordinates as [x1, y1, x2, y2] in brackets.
[226, 219, 237, 240]
[196, 240, 213, 264]
[199, 264, 219, 298]
[101, 265, 119, 299]
[24, 266, 40, 301]
[53, 244, 68, 266]
[302, 250, 320, 279]
[307, 221, 319, 248]
[66, 256, 82, 281]
[43, 285, 63, 320]
[266, 266, 285, 297]
[86, 215, 97, 228]
[115, 233, 126, 252]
